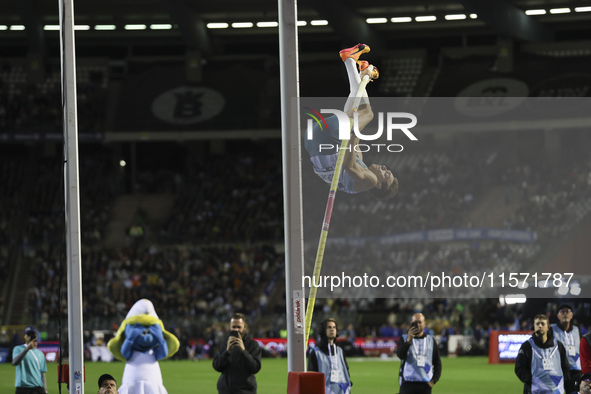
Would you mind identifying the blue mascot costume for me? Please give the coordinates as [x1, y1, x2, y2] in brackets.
[108, 299, 179, 394]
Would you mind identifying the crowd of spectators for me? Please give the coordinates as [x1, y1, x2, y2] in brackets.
[4, 134, 589, 355]
[503, 151, 591, 242]
[306, 239, 538, 301]
[27, 243, 284, 338]
[303, 140, 591, 272]
[303, 151, 475, 238]
[160, 149, 283, 244]
[306, 143, 590, 235]
[0, 153, 28, 311]
[0, 63, 61, 133]
[0, 62, 108, 134]
[2, 57, 591, 361]
[20, 148, 119, 252]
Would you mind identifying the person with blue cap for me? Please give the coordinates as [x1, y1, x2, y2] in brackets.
[12, 326, 48, 394]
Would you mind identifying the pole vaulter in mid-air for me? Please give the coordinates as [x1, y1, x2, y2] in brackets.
[304, 44, 399, 199]
[304, 44, 399, 344]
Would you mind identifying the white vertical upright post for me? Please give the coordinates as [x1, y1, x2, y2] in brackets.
[278, 0, 307, 372]
[58, 0, 85, 392]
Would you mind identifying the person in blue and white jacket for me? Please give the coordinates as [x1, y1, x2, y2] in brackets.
[552, 304, 582, 393]
[308, 318, 352, 394]
[516, 314, 571, 394]
[397, 313, 442, 394]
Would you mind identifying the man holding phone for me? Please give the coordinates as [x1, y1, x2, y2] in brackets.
[396, 313, 442, 393]
[12, 326, 48, 394]
[212, 313, 262, 393]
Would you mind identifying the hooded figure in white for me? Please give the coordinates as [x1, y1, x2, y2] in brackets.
[108, 299, 179, 394]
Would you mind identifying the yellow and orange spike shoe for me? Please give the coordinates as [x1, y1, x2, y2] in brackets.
[339, 44, 370, 62]
[359, 63, 380, 80]
[369, 65, 379, 80]
[357, 60, 370, 71]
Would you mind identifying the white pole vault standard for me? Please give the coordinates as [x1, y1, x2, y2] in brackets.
[59, 0, 85, 392]
[278, 0, 307, 371]
[304, 75, 371, 345]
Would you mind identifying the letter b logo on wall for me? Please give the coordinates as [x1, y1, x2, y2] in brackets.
[152, 86, 225, 125]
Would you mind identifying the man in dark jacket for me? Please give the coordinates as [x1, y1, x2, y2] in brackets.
[212, 313, 262, 393]
[515, 314, 571, 394]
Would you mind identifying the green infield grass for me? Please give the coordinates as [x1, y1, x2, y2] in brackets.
[0, 356, 522, 393]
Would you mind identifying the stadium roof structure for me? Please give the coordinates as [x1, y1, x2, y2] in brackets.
[2, 0, 591, 58]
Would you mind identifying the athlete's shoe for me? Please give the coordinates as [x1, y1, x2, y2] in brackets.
[359, 62, 379, 80]
[357, 60, 369, 71]
[369, 65, 379, 80]
[339, 44, 370, 62]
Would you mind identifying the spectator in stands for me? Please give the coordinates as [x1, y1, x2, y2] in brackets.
[552, 304, 583, 393]
[212, 313, 261, 394]
[98, 374, 118, 394]
[396, 313, 442, 393]
[515, 314, 571, 394]
[304, 44, 398, 199]
[308, 317, 352, 394]
[0, 330, 9, 347]
[12, 326, 48, 394]
[379, 323, 395, 338]
[346, 323, 357, 343]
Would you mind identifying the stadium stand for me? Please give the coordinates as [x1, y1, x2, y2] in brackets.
[3, 40, 591, 362]
[378, 51, 426, 97]
[0, 61, 108, 134]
